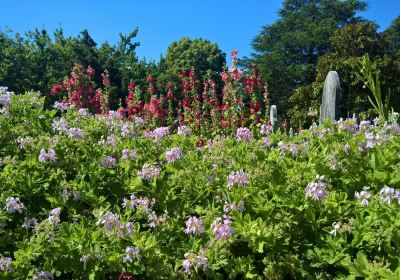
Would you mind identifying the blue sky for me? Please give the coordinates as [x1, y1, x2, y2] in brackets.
[0, 0, 398, 62]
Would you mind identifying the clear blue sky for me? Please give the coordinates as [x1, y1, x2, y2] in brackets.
[0, 0, 399, 62]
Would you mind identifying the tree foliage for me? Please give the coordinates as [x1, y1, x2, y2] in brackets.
[251, 0, 368, 114]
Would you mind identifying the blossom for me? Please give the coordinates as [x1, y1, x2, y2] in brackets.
[67, 127, 84, 139]
[337, 118, 358, 134]
[184, 216, 204, 236]
[177, 125, 191, 136]
[99, 155, 117, 168]
[97, 212, 122, 233]
[121, 148, 137, 161]
[17, 137, 34, 149]
[182, 250, 208, 274]
[236, 127, 253, 143]
[123, 246, 141, 263]
[305, 175, 329, 201]
[125, 222, 135, 236]
[80, 255, 88, 270]
[260, 123, 272, 135]
[152, 127, 170, 140]
[38, 149, 57, 163]
[165, 147, 183, 163]
[0, 88, 13, 115]
[52, 118, 69, 132]
[355, 186, 372, 206]
[223, 199, 245, 213]
[78, 108, 90, 117]
[138, 164, 160, 181]
[121, 124, 137, 138]
[329, 222, 341, 236]
[359, 120, 371, 131]
[34, 271, 54, 280]
[231, 50, 239, 59]
[50, 84, 62, 95]
[211, 215, 234, 239]
[53, 101, 75, 111]
[0, 256, 12, 272]
[227, 169, 250, 188]
[122, 194, 155, 213]
[148, 211, 168, 228]
[22, 217, 38, 229]
[98, 134, 117, 148]
[379, 187, 396, 204]
[86, 66, 95, 77]
[4, 197, 24, 214]
[262, 137, 272, 146]
[47, 208, 61, 225]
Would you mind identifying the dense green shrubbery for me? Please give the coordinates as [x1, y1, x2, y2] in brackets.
[1, 91, 400, 279]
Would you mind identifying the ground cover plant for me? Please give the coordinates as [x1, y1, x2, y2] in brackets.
[1, 84, 400, 279]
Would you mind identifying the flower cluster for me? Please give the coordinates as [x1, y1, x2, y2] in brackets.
[34, 270, 54, 280]
[260, 123, 272, 135]
[38, 149, 57, 163]
[182, 250, 208, 274]
[99, 155, 117, 169]
[138, 164, 160, 181]
[236, 127, 253, 143]
[121, 148, 137, 161]
[177, 125, 192, 136]
[0, 86, 13, 116]
[121, 124, 137, 138]
[277, 141, 299, 156]
[305, 175, 329, 201]
[223, 199, 245, 213]
[227, 169, 250, 188]
[122, 194, 156, 213]
[123, 246, 141, 263]
[4, 197, 24, 214]
[379, 187, 400, 205]
[165, 147, 183, 163]
[17, 137, 34, 149]
[47, 208, 61, 225]
[52, 118, 68, 132]
[0, 255, 12, 272]
[148, 211, 168, 228]
[211, 215, 234, 239]
[337, 118, 358, 134]
[184, 216, 204, 236]
[355, 186, 372, 206]
[96, 212, 122, 233]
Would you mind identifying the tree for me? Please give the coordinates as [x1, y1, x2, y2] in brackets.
[157, 37, 226, 93]
[287, 22, 400, 127]
[383, 16, 400, 56]
[251, 0, 368, 115]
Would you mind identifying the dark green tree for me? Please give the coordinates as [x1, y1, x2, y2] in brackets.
[251, 0, 368, 115]
[383, 15, 400, 56]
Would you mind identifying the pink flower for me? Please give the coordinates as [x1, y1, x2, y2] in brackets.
[231, 50, 238, 59]
[86, 67, 95, 77]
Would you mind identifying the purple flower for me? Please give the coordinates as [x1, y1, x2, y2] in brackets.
[121, 124, 137, 138]
[99, 155, 117, 168]
[211, 215, 234, 240]
[148, 211, 168, 228]
[262, 137, 272, 146]
[35, 270, 54, 280]
[227, 169, 249, 189]
[355, 187, 372, 206]
[138, 164, 160, 181]
[67, 127, 84, 139]
[78, 108, 90, 117]
[166, 147, 183, 163]
[337, 118, 358, 134]
[38, 149, 57, 163]
[359, 120, 371, 131]
[52, 118, 68, 132]
[122, 194, 155, 213]
[177, 125, 191, 136]
[305, 175, 329, 201]
[184, 216, 204, 236]
[22, 217, 38, 229]
[260, 124, 272, 135]
[53, 101, 75, 111]
[0, 256, 12, 272]
[121, 148, 137, 160]
[277, 141, 299, 156]
[123, 246, 141, 263]
[134, 116, 144, 124]
[182, 250, 208, 274]
[147, 127, 170, 140]
[125, 222, 135, 236]
[379, 187, 396, 204]
[0, 88, 13, 115]
[47, 208, 61, 225]
[223, 199, 245, 213]
[4, 197, 24, 214]
[96, 212, 122, 233]
[236, 127, 253, 143]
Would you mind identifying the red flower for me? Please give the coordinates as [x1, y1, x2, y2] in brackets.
[128, 81, 136, 92]
[50, 84, 63, 95]
[86, 67, 95, 77]
[220, 72, 230, 81]
[146, 75, 154, 83]
[118, 272, 136, 280]
[231, 50, 239, 59]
